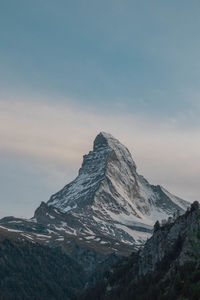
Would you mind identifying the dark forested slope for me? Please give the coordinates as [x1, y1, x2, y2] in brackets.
[0, 233, 85, 300]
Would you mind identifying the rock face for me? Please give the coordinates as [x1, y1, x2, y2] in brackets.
[138, 201, 200, 276]
[82, 202, 200, 300]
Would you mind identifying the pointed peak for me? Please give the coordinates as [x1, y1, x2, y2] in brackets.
[93, 132, 109, 150]
[93, 132, 137, 169]
[93, 132, 121, 150]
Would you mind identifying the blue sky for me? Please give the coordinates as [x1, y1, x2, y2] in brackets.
[0, 1, 200, 217]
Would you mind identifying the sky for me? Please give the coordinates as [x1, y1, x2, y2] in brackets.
[0, 1, 200, 218]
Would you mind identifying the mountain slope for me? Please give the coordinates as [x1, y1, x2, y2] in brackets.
[82, 201, 200, 300]
[0, 231, 84, 300]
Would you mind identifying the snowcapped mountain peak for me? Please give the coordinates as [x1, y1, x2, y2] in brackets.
[47, 132, 137, 211]
[42, 132, 190, 248]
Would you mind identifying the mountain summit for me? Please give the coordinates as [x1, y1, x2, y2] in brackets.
[36, 132, 189, 247]
[48, 132, 137, 211]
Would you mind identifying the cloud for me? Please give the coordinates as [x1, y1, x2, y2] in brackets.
[0, 98, 200, 218]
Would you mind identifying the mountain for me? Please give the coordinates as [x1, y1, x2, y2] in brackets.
[82, 201, 200, 300]
[35, 132, 189, 248]
[0, 132, 190, 289]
